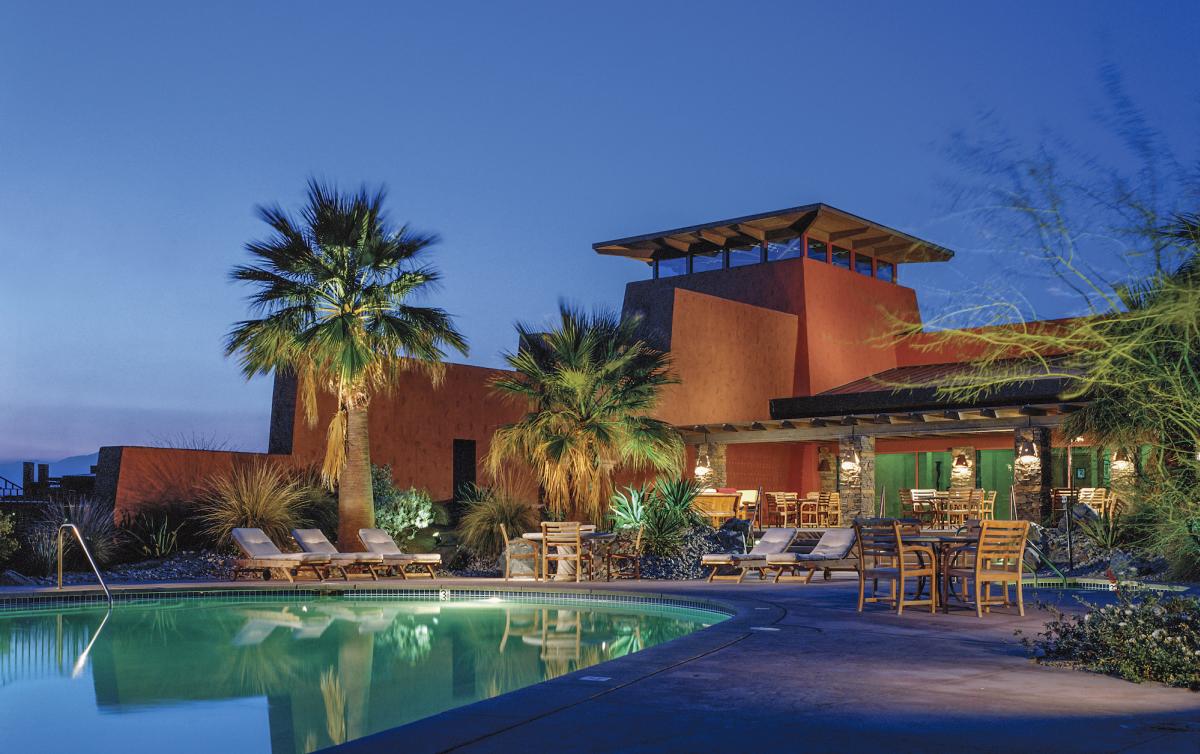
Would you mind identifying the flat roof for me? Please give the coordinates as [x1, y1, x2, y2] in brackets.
[593, 203, 955, 265]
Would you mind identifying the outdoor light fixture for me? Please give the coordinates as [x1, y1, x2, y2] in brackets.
[1016, 437, 1039, 464]
[840, 447, 860, 472]
[953, 452, 970, 467]
[693, 451, 711, 479]
[1111, 448, 1133, 472]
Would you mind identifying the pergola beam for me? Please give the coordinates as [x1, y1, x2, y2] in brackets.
[679, 413, 1063, 445]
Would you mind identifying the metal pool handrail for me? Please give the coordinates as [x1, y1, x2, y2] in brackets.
[57, 523, 113, 608]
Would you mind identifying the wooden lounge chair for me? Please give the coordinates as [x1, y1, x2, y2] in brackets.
[943, 519, 1029, 617]
[291, 528, 385, 581]
[854, 519, 937, 615]
[358, 528, 441, 578]
[231, 527, 330, 582]
[764, 527, 857, 583]
[701, 527, 797, 582]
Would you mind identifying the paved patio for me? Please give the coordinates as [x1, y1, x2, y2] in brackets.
[5, 575, 1198, 752]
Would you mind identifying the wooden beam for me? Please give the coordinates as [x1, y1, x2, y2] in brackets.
[679, 413, 1063, 445]
[907, 413, 928, 423]
[788, 210, 819, 235]
[734, 223, 767, 242]
[810, 419, 828, 428]
[1058, 403, 1084, 413]
[661, 236, 693, 253]
[829, 226, 871, 241]
[980, 408, 999, 419]
[699, 228, 732, 246]
[722, 423, 739, 432]
[852, 234, 893, 249]
[1019, 406, 1047, 416]
[873, 242, 915, 255]
[750, 422, 767, 431]
[873, 414, 894, 424]
[841, 416, 860, 426]
[944, 410, 964, 421]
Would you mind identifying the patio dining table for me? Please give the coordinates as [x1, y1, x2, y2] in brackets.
[521, 531, 618, 581]
[904, 533, 978, 614]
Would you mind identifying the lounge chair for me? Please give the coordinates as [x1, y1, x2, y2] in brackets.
[701, 527, 797, 583]
[764, 527, 857, 583]
[358, 528, 441, 578]
[231, 527, 330, 582]
[291, 528, 385, 581]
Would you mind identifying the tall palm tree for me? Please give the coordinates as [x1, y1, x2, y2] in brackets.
[487, 304, 683, 523]
[226, 180, 467, 546]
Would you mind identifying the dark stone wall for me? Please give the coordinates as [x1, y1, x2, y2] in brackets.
[268, 370, 298, 455]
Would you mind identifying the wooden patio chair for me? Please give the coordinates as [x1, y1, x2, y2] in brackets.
[769, 492, 799, 527]
[817, 491, 842, 527]
[540, 521, 590, 582]
[907, 488, 938, 526]
[945, 489, 974, 528]
[737, 488, 760, 520]
[980, 490, 997, 520]
[853, 519, 937, 615]
[943, 519, 1029, 617]
[606, 524, 643, 580]
[1078, 488, 1110, 517]
[500, 522, 538, 581]
[799, 493, 820, 528]
[693, 492, 740, 528]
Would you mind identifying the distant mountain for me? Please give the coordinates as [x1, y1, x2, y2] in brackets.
[0, 452, 100, 486]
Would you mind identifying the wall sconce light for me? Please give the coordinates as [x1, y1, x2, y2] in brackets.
[840, 447, 860, 472]
[817, 452, 831, 473]
[1016, 436, 1039, 464]
[1111, 448, 1133, 472]
[953, 452, 970, 467]
[693, 451, 711, 479]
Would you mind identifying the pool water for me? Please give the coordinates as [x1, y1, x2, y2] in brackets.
[0, 596, 723, 753]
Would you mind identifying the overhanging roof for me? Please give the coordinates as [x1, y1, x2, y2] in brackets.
[593, 203, 954, 265]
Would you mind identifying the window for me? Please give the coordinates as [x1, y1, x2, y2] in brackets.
[727, 244, 762, 267]
[807, 238, 828, 261]
[855, 254, 874, 277]
[766, 238, 802, 261]
[657, 257, 686, 278]
[831, 246, 851, 269]
[876, 260, 895, 282]
[690, 250, 723, 273]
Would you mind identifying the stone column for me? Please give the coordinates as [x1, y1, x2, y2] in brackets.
[817, 445, 837, 492]
[949, 446, 976, 490]
[694, 442, 727, 488]
[1012, 428, 1052, 522]
[837, 435, 876, 521]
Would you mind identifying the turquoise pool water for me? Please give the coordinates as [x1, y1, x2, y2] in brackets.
[0, 594, 724, 753]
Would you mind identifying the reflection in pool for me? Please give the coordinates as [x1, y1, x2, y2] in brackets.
[0, 597, 722, 753]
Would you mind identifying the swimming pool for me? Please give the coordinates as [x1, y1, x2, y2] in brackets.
[0, 590, 727, 753]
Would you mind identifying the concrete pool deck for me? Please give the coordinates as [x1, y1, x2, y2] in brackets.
[4, 575, 1198, 752]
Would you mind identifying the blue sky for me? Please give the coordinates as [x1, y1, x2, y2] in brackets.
[1, 1, 1197, 461]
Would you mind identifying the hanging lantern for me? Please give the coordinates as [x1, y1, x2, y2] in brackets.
[693, 448, 711, 479]
[1111, 448, 1133, 472]
[840, 447, 860, 472]
[1016, 436, 1039, 463]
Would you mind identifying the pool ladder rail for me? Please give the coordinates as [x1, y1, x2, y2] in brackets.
[56, 522, 113, 608]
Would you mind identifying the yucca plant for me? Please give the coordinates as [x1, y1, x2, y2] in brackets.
[1077, 510, 1125, 551]
[456, 483, 540, 558]
[198, 461, 310, 549]
[225, 180, 468, 546]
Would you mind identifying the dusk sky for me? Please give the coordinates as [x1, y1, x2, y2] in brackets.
[2, 1, 1198, 462]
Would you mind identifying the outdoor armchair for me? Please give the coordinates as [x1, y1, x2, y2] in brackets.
[231, 527, 330, 583]
[291, 528, 384, 581]
[764, 527, 857, 583]
[943, 519, 1029, 617]
[702, 527, 797, 583]
[500, 522, 538, 581]
[358, 528, 441, 579]
[853, 520, 937, 615]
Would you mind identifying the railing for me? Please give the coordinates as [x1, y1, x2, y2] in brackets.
[0, 474, 22, 498]
[57, 523, 112, 608]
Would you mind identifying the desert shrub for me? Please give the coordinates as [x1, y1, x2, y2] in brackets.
[1023, 581, 1200, 690]
[33, 496, 122, 572]
[630, 478, 705, 557]
[294, 467, 339, 544]
[609, 485, 650, 531]
[198, 461, 309, 549]
[123, 513, 183, 559]
[372, 466, 435, 546]
[0, 512, 18, 566]
[1076, 510, 1126, 551]
[456, 483, 540, 558]
[1128, 470, 1200, 581]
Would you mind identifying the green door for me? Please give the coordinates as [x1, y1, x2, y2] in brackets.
[977, 449, 1015, 519]
[918, 452, 954, 491]
[876, 453, 917, 517]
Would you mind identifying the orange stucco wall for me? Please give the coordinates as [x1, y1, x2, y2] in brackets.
[287, 363, 526, 501]
[656, 289, 798, 426]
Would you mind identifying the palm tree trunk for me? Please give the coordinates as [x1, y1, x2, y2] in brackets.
[338, 404, 375, 549]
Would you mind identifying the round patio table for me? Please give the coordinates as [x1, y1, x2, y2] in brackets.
[522, 531, 617, 581]
[904, 533, 978, 614]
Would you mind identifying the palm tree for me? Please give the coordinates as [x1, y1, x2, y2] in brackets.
[486, 304, 683, 523]
[226, 180, 467, 546]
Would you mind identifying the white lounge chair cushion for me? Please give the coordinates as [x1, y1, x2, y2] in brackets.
[409, 553, 442, 564]
[291, 529, 383, 562]
[359, 528, 440, 564]
[765, 552, 844, 564]
[233, 528, 329, 562]
[701, 553, 767, 565]
[750, 527, 798, 555]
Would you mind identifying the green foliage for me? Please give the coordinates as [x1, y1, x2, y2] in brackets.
[225, 180, 468, 489]
[456, 483, 540, 558]
[1023, 586, 1200, 690]
[1076, 510, 1127, 551]
[487, 303, 684, 523]
[0, 512, 18, 565]
[32, 496, 122, 573]
[371, 465, 435, 546]
[1125, 468, 1200, 581]
[608, 478, 704, 557]
[123, 514, 183, 559]
[198, 461, 310, 549]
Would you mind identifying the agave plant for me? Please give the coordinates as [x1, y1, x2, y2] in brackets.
[608, 485, 650, 531]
